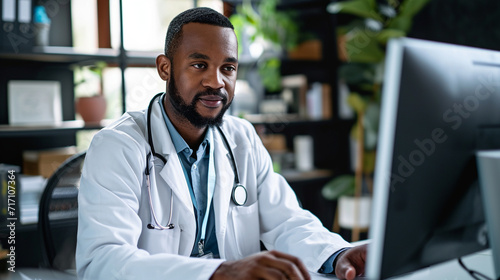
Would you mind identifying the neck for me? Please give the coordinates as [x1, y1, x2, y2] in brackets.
[163, 97, 207, 149]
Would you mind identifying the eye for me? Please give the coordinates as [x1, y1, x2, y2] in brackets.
[192, 63, 206, 69]
[223, 65, 237, 72]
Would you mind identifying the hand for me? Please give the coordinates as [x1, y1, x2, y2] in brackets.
[210, 250, 311, 280]
[335, 244, 368, 280]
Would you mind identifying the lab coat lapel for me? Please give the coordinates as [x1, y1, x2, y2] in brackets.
[159, 153, 194, 213]
[213, 128, 237, 257]
[148, 99, 194, 214]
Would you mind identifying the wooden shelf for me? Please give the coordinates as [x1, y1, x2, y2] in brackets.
[0, 47, 165, 68]
[0, 119, 114, 137]
[0, 46, 119, 64]
[125, 50, 160, 67]
[280, 169, 333, 183]
[243, 113, 332, 125]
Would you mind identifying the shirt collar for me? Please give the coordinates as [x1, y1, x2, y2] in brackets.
[158, 93, 211, 155]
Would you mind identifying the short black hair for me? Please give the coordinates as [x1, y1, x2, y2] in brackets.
[164, 7, 234, 60]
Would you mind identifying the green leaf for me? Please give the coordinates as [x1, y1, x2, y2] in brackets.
[339, 63, 376, 85]
[376, 29, 406, 44]
[386, 15, 412, 32]
[345, 30, 385, 63]
[258, 58, 282, 92]
[388, 0, 430, 32]
[240, 1, 260, 25]
[322, 175, 356, 200]
[327, 0, 383, 22]
[347, 92, 368, 113]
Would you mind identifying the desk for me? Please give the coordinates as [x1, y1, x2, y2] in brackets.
[0, 268, 76, 280]
[2, 250, 494, 280]
[309, 249, 495, 280]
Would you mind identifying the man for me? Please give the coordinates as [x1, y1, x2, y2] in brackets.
[76, 7, 366, 280]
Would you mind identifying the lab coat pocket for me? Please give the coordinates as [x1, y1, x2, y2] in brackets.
[139, 224, 182, 255]
[230, 201, 260, 257]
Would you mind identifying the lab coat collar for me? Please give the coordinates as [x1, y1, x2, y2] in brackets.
[147, 98, 194, 215]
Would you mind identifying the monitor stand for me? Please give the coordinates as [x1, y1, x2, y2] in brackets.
[477, 150, 500, 280]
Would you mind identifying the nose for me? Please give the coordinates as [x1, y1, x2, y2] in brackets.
[202, 68, 224, 90]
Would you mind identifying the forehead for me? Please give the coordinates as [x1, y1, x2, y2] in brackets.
[175, 22, 238, 60]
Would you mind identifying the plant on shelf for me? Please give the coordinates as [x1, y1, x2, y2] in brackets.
[74, 61, 107, 124]
[229, 0, 302, 92]
[321, 0, 430, 241]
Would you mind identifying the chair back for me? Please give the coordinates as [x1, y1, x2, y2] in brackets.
[38, 151, 86, 272]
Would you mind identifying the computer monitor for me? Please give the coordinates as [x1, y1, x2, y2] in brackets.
[366, 37, 500, 279]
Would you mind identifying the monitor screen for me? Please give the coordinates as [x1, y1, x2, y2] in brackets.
[366, 38, 500, 279]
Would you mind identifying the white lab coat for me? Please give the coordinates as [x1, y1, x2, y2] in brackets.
[76, 97, 351, 280]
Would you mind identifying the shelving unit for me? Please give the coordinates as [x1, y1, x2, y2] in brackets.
[254, 0, 352, 228]
[0, 45, 121, 167]
[0, 46, 119, 63]
[0, 120, 113, 137]
[0, 0, 162, 168]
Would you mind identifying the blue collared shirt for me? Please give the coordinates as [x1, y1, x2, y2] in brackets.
[159, 96, 219, 257]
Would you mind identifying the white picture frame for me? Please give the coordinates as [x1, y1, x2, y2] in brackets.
[7, 80, 62, 126]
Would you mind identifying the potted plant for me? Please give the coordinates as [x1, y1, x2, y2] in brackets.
[74, 61, 107, 124]
[321, 0, 430, 241]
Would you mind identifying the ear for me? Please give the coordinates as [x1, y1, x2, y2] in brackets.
[156, 54, 171, 82]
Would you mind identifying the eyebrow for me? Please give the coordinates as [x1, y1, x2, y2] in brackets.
[188, 52, 209, 60]
[188, 52, 238, 63]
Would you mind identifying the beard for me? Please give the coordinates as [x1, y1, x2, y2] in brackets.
[167, 69, 232, 128]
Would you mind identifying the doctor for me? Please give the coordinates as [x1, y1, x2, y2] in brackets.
[76, 7, 366, 280]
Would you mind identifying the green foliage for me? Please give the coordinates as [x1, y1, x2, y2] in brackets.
[230, 0, 300, 92]
[332, 0, 430, 143]
[322, 0, 429, 199]
[231, 0, 299, 50]
[74, 61, 107, 97]
[321, 175, 355, 200]
[258, 58, 282, 93]
[328, 0, 383, 22]
[330, 0, 430, 63]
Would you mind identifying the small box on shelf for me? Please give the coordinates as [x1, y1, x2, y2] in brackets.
[22, 146, 77, 178]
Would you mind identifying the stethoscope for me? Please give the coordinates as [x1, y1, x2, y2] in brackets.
[145, 93, 247, 230]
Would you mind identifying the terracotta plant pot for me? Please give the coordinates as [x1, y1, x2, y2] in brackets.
[288, 39, 322, 61]
[76, 95, 107, 124]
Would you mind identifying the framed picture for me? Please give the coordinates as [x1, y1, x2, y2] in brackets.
[8, 80, 62, 125]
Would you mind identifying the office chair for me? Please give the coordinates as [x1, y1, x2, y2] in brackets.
[38, 151, 86, 273]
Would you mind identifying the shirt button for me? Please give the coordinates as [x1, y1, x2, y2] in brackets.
[192, 164, 197, 170]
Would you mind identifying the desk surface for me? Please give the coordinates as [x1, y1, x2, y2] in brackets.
[2, 250, 494, 280]
[0, 268, 76, 280]
[309, 249, 495, 280]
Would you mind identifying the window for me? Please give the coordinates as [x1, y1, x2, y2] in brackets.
[110, 0, 223, 51]
[72, 0, 224, 115]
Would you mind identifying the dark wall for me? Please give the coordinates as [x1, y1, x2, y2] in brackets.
[409, 0, 500, 51]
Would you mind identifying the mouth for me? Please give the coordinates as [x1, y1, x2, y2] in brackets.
[198, 95, 225, 108]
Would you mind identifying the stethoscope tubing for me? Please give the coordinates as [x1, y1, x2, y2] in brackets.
[145, 93, 246, 230]
[146, 172, 175, 230]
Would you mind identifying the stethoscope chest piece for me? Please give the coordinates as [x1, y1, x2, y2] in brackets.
[231, 184, 247, 206]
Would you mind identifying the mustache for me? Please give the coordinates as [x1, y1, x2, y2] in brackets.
[194, 90, 228, 102]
